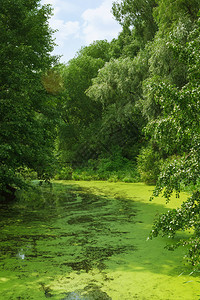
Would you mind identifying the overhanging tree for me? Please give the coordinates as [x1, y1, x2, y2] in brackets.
[147, 14, 200, 266]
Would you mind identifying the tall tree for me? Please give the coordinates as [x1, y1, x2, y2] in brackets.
[0, 0, 58, 199]
[77, 40, 111, 61]
[86, 51, 149, 159]
[112, 0, 158, 45]
[56, 43, 108, 164]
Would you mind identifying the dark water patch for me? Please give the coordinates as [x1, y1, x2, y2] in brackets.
[63, 244, 136, 273]
[61, 292, 85, 300]
[40, 282, 54, 298]
[68, 215, 94, 225]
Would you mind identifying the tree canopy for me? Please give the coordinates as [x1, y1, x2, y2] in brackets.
[148, 16, 200, 265]
[112, 0, 158, 45]
[0, 0, 58, 198]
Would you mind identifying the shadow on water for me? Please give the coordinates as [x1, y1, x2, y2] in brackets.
[0, 182, 197, 299]
[0, 182, 139, 299]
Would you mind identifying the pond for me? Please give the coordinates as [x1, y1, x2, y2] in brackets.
[0, 181, 200, 299]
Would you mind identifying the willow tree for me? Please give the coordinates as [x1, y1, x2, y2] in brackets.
[0, 0, 58, 200]
[86, 52, 149, 159]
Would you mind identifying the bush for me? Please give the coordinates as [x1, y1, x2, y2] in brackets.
[54, 149, 141, 183]
[17, 167, 38, 181]
[54, 166, 73, 180]
[137, 145, 162, 184]
[71, 157, 140, 182]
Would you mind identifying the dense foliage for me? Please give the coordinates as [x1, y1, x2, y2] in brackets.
[148, 14, 200, 266]
[0, 0, 58, 199]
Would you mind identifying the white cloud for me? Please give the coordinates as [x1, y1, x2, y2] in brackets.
[50, 19, 80, 46]
[41, 0, 80, 47]
[82, 0, 121, 44]
[40, 0, 121, 62]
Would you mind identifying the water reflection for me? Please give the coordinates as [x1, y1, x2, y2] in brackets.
[61, 285, 112, 299]
[16, 249, 25, 260]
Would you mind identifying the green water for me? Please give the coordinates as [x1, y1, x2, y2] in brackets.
[0, 181, 200, 299]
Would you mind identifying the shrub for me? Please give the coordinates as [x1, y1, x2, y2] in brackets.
[17, 167, 38, 181]
[55, 150, 141, 183]
[137, 145, 162, 184]
[54, 166, 73, 180]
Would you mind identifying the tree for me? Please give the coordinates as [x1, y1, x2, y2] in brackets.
[137, 2, 200, 184]
[112, 0, 158, 45]
[0, 0, 58, 200]
[56, 44, 107, 164]
[147, 16, 200, 266]
[77, 40, 111, 61]
[153, 0, 200, 33]
[86, 52, 149, 159]
[109, 26, 140, 59]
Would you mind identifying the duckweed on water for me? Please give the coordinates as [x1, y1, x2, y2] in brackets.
[0, 181, 200, 299]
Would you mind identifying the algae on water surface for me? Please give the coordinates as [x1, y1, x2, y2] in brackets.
[0, 181, 199, 299]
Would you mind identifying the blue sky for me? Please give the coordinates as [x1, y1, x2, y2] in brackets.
[41, 0, 122, 63]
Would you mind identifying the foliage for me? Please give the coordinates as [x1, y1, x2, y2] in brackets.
[71, 159, 140, 183]
[56, 48, 106, 164]
[149, 191, 200, 266]
[0, 0, 59, 199]
[86, 53, 149, 159]
[153, 0, 200, 32]
[54, 166, 73, 180]
[112, 0, 158, 45]
[57, 43, 149, 165]
[146, 13, 200, 266]
[137, 145, 163, 185]
[109, 26, 141, 59]
[16, 167, 38, 181]
[77, 40, 111, 61]
[55, 150, 140, 183]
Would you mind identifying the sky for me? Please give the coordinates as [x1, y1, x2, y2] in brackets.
[41, 0, 122, 63]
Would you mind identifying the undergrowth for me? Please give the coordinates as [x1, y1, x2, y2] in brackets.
[54, 156, 140, 183]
